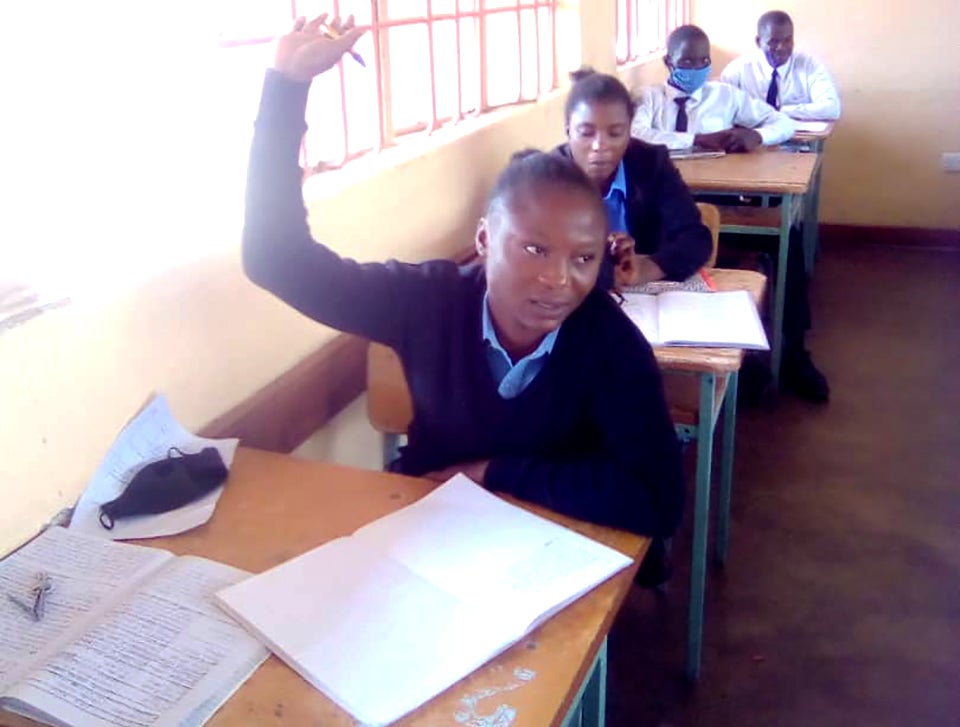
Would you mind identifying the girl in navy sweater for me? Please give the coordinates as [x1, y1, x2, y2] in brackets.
[242, 16, 684, 538]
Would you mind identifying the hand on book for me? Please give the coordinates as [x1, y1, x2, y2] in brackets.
[423, 460, 490, 486]
[273, 14, 366, 82]
[609, 233, 664, 288]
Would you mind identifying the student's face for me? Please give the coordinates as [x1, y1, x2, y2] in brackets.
[665, 36, 712, 71]
[566, 99, 632, 188]
[477, 186, 606, 352]
[757, 22, 794, 68]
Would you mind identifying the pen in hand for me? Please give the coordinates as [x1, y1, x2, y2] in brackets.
[320, 23, 366, 67]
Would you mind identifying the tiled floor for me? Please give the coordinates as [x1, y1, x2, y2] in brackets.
[607, 240, 960, 726]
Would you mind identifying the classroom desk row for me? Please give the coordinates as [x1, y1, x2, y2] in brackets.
[673, 122, 834, 388]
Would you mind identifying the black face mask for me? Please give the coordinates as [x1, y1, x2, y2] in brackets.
[99, 447, 229, 530]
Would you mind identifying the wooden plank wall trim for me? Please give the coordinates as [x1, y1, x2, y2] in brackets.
[199, 333, 368, 452]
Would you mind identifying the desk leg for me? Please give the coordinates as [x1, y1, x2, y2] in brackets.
[687, 372, 716, 682]
[715, 371, 738, 565]
[561, 636, 607, 727]
[771, 195, 794, 389]
[803, 155, 823, 276]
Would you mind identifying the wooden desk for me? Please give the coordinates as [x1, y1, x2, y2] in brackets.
[653, 268, 766, 681]
[11, 449, 642, 727]
[674, 150, 818, 388]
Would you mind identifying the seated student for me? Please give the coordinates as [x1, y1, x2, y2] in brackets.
[631, 24, 795, 153]
[552, 68, 713, 293]
[243, 16, 685, 539]
[721, 10, 841, 121]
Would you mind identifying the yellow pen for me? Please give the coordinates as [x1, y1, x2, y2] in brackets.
[321, 24, 366, 67]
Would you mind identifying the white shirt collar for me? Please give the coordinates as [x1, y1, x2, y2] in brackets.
[664, 82, 705, 103]
[757, 49, 796, 76]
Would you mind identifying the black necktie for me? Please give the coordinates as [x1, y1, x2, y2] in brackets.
[766, 68, 780, 109]
[674, 97, 690, 132]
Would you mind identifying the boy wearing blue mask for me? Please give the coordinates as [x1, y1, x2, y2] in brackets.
[721, 11, 841, 121]
[632, 25, 795, 153]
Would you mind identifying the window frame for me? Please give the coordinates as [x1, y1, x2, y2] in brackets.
[616, 0, 690, 66]
[218, 0, 561, 175]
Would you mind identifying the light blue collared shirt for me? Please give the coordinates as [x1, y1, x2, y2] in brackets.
[482, 295, 559, 399]
[603, 161, 629, 234]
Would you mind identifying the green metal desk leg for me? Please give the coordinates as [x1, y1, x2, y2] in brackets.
[802, 157, 823, 276]
[686, 372, 716, 681]
[770, 195, 794, 389]
[561, 636, 608, 727]
[715, 371, 739, 565]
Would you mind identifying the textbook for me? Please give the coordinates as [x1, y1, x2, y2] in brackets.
[669, 147, 726, 160]
[0, 526, 268, 727]
[216, 474, 633, 726]
[621, 289, 770, 349]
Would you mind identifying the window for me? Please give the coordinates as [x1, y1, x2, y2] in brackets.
[616, 0, 689, 65]
[218, 0, 560, 174]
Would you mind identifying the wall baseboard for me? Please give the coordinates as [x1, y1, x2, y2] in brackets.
[820, 224, 960, 250]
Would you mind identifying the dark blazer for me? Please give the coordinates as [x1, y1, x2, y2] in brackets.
[555, 139, 712, 289]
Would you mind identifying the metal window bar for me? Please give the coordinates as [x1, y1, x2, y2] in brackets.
[219, 0, 558, 174]
[617, 0, 688, 65]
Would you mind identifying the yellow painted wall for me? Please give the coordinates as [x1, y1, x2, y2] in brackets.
[692, 0, 960, 229]
[0, 3, 647, 555]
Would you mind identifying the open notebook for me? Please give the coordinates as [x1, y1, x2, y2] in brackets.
[216, 474, 633, 727]
[0, 527, 267, 727]
[621, 289, 769, 349]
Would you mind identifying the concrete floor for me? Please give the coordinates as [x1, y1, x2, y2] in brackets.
[607, 241, 960, 726]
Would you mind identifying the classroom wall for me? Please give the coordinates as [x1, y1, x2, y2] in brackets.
[692, 0, 960, 230]
[0, 2, 642, 555]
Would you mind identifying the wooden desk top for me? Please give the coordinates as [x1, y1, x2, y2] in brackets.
[12, 449, 641, 727]
[674, 149, 818, 194]
[652, 269, 767, 374]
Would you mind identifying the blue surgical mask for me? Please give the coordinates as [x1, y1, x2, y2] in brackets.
[669, 64, 712, 95]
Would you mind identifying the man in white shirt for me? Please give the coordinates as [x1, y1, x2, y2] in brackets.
[721, 10, 841, 121]
[631, 25, 795, 153]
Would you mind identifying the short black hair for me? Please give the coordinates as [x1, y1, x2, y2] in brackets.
[666, 24, 710, 56]
[758, 10, 793, 33]
[564, 67, 635, 124]
[486, 149, 602, 217]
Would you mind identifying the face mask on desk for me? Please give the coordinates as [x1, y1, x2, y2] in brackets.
[99, 447, 228, 529]
[669, 64, 712, 95]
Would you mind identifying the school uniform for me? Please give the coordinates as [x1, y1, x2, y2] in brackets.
[242, 70, 686, 537]
[554, 139, 713, 290]
[631, 81, 796, 149]
[721, 50, 841, 120]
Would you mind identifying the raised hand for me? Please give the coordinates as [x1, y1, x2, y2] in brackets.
[273, 14, 366, 83]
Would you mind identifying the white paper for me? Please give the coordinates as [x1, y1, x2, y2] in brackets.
[354, 475, 633, 623]
[620, 294, 660, 345]
[621, 290, 769, 350]
[218, 536, 515, 727]
[793, 120, 830, 133]
[5, 556, 267, 727]
[70, 396, 238, 540]
[657, 290, 770, 350]
[216, 475, 632, 726]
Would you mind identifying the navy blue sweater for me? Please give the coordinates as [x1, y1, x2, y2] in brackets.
[243, 71, 684, 537]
